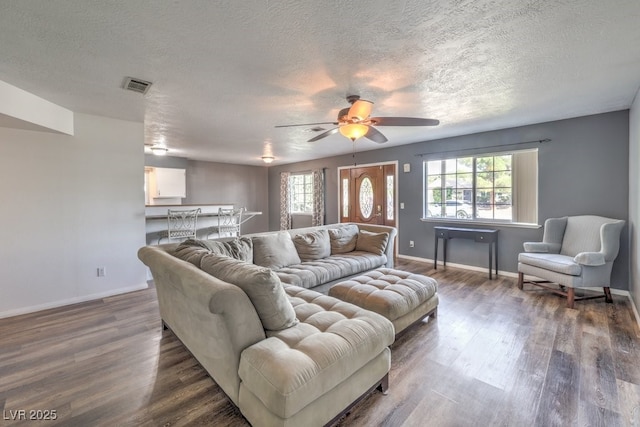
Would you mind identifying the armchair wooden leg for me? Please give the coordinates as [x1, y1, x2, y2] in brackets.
[517, 272, 524, 290]
[604, 287, 613, 304]
[567, 288, 575, 309]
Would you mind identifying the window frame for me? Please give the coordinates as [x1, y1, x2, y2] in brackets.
[289, 172, 314, 214]
[422, 149, 538, 226]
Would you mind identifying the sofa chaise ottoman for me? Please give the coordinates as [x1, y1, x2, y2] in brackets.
[328, 268, 439, 336]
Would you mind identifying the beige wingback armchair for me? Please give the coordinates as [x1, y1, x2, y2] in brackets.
[517, 215, 625, 308]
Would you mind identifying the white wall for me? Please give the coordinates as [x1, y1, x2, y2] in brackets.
[0, 113, 147, 318]
[0, 80, 74, 135]
[630, 88, 640, 317]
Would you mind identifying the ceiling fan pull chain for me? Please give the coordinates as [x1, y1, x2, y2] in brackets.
[352, 140, 357, 166]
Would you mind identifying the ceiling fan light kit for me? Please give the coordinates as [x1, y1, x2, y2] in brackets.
[275, 95, 439, 144]
[339, 123, 369, 141]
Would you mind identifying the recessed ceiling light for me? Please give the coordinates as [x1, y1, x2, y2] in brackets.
[150, 146, 168, 156]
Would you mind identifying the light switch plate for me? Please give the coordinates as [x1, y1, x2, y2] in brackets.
[400, 202, 405, 209]
[403, 163, 411, 173]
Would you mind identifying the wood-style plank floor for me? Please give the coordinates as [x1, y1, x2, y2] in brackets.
[1, 259, 639, 426]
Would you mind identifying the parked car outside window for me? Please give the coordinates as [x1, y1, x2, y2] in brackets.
[445, 200, 472, 218]
[426, 200, 473, 219]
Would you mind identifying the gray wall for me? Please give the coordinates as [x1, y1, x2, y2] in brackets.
[145, 155, 269, 235]
[268, 111, 630, 290]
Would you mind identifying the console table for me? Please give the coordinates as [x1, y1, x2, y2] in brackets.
[433, 226, 499, 279]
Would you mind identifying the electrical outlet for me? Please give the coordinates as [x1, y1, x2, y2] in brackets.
[409, 240, 415, 248]
[97, 267, 106, 277]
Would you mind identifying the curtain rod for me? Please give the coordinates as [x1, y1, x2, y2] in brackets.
[414, 138, 551, 157]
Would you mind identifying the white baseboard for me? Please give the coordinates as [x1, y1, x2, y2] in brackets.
[397, 254, 512, 277]
[397, 254, 640, 328]
[0, 283, 149, 320]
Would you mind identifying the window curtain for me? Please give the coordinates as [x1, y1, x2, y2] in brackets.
[280, 171, 292, 230]
[311, 169, 325, 226]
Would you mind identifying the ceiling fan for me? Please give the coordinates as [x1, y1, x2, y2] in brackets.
[275, 95, 439, 143]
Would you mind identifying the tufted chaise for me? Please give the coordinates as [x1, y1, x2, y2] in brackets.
[239, 286, 393, 426]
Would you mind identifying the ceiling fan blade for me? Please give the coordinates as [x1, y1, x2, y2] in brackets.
[364, 126, 388, 144]
[275, 121, 337, 128]
[308, 127, 339, 142]
[348, 100, 373, 120]
[370, 117, 440, 126]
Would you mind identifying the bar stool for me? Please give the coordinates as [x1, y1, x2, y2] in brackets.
[206, 207, 245, 239]
[157, 208, 201, 243]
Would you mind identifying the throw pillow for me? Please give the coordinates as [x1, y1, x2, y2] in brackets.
[328, 224, 359, 254]
[355, 230, 390, 256]
[200, 254, 298, 331]
[252, 232, 301, 269]
[172, 243, 210, 266]
[175, 237, 253, 262]
[292, 229, 331, 261]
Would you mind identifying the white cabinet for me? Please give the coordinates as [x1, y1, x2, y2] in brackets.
[150, 167, 186, 198]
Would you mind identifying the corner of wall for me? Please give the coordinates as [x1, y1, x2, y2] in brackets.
[628, 85, 640, 325]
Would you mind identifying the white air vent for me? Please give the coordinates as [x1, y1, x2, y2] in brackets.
[123, 77, 152, 94]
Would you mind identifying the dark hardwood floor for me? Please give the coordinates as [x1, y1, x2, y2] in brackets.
[1, 259, 639, 426]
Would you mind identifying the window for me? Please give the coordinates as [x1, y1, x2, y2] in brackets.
[290, 173, 313, 213]
[424, 149, 537, 224]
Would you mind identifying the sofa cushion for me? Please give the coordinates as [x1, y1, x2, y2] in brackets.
[253, 232, 302, 269]
[200, 254, 298, 331]
[275, 252, 388, 288]
[238, 286, 394, 419]
[328, 224, 359, 254]
[355, 230, 389, 256]
[518, 252, 582, 276]
[292, 229, 331, 262]
[175, 237, 253, 262]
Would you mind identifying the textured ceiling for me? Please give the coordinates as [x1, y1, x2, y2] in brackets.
[1, 0, 640, 165]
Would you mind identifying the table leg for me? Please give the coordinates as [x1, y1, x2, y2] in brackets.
[489, 242, 493, 279]
[495, 239, 499, 277]
[434, 237, 438, 270]
[443, 238, 448, 267]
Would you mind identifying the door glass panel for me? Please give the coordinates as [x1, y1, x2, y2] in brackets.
[342, 178, 349, 218]
[359, 177, 374, 218]
[386, 175, 394, 220]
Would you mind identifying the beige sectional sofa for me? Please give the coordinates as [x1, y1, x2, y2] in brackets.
[138, 223, 398, 426]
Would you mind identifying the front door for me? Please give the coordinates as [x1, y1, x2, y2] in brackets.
[339, 164, 396, 227]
